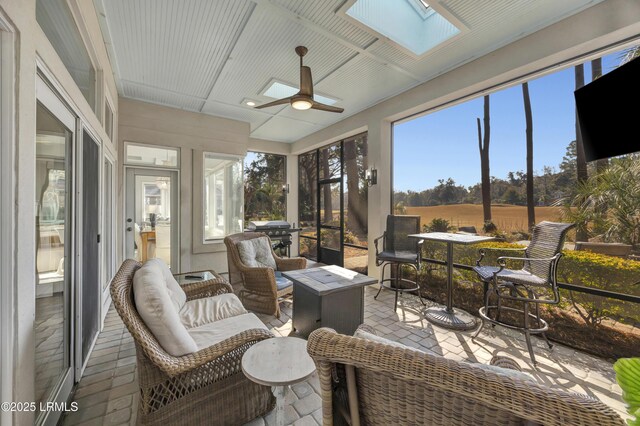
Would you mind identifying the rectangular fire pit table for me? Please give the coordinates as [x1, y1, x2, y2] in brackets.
[283, 265, 377, 337]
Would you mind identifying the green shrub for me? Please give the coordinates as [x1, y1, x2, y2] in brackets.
[483, 221, 497, 233]
[424, 217, 451, 232]
[421, 240, 640, 326]
[559, 250, 640, 327]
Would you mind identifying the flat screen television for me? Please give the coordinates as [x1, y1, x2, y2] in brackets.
[574, 56, 640, 162]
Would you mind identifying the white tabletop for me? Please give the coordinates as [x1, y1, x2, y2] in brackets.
[408, 232, 495, 245]
[241, 337, 316, 387]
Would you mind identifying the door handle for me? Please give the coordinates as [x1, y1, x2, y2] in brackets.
[127, 227, 132, 232]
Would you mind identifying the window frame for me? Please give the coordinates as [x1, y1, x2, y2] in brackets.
[244, 151, 288, 225]
[124, 141, 180, 168]
[201, 151, 244, 244]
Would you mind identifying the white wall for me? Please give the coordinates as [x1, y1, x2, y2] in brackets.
[289, 0, 640, 277]
[117, 98, 291, 273]
[0, 0, 118, 423]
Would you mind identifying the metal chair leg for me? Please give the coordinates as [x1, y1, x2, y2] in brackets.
[473, 284, 492, 339]
[374, 263, 387, 300]
[523, 302, 537, 366]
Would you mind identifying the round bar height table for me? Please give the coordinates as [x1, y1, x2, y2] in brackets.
[408, 232, 495, 330]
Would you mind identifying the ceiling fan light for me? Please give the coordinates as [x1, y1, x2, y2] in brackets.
[291, 99, 313, 110]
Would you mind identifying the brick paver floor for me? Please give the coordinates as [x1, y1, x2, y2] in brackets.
[62, 286, 627, 425]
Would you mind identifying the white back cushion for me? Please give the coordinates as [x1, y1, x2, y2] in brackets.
[146, 258, 187, 311]
[180, 293, 247, 329]
[236, 236, 277, 270]
[133, 261, 197, 356]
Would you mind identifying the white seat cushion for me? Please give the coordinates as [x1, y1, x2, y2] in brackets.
[179, 293, 248, 329]
[133, 261, 197, 356]
[145, 258, 187, 311]
[188, 313, 269, 351]
[236, 237, 277, 270]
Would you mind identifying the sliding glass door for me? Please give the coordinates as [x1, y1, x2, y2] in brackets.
[35, 77, 75, 426]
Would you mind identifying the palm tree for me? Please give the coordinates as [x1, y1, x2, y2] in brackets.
[522, 82, 535, 230]
[477, 95, 492, 225]
[559, 155, 640, 247]
[620, 45, 640, 64]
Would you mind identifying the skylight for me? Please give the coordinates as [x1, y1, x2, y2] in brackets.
[263, 81, 338, 106]
[345, 0, 460, 56]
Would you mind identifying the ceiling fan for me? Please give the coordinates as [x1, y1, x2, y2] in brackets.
[255, 46, 344, 113]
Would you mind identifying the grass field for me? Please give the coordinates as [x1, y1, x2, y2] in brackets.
[405, 204, 563, 233]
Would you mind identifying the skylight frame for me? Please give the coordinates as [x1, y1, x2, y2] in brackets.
[338, 0, 467, 59]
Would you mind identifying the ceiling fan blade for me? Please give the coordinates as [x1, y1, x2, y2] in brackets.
[254, 97, 292, 109]
[311, 101, 344, 113]
[299, 66, 313, 97]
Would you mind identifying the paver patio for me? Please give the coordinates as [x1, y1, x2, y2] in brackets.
[61, 286, 627, 425]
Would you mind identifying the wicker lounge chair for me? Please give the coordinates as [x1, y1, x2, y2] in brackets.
[307, 326, 624, 426]
[225, 232, 306, 318]
[110, 259, 275, 425]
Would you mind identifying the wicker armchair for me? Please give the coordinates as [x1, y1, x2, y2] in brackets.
[110, 259, 275, 425]
[225, 232, 306, 318]
[307, 327, 624, 426]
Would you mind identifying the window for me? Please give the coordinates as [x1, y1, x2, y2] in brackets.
[125, 143, 178, 168]
[203, 153, 243, 241]
[244, 152, 286, 225]
[36, 0, 96, 111]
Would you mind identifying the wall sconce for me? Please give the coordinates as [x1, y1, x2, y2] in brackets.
[282, 183, 290, 194]
[365, 168, 378, 186]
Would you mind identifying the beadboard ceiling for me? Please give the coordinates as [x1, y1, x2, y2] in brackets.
[95, 0, 602, 143]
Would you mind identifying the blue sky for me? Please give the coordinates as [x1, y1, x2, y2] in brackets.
[393, 53, 622, 191]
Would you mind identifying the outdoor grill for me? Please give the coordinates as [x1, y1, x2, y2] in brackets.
[246, 220, 301, 257]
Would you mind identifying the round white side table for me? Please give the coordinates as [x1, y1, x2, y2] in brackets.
[241, 337, 316, 426]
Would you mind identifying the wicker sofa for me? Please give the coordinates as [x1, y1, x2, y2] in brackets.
[225, 232, 306, 318]
[110, 259, 275, 425]
[307, 327, 624, 426]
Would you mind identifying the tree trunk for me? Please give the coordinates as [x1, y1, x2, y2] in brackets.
[321, 148, 333, 223]
[478, 95, 492, 224]
[522, 82, 536, 230]
[591, 58, 609, 173]
[574, 64, 589, 241]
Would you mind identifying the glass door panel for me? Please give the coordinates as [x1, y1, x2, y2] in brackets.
[318, 142, 343, 266]
[125, 168, 178, 269]
[80, 130, 100, 367]
[298, 151, 318, 259]
[319, 143, 340, 180]
[35, 101, 72, 414]
[342, 134, 369, 274]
